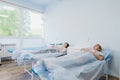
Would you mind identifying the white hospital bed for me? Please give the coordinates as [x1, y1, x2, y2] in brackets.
[28, 48, 112, 80]
[8, 46, 61, 65]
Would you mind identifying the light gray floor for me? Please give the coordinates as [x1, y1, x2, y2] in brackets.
[0, 60, 40, 80]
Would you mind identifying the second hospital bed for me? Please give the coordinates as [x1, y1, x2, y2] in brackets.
[8, 46, 67, 65]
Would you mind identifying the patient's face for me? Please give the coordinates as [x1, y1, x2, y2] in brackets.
[63, 43, 67, 47]
[93, 44, 100, 51]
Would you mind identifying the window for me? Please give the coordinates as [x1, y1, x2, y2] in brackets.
[0, 3, 20, 37]
[0, 2, 44, 37]
[22, 9, 44, 37]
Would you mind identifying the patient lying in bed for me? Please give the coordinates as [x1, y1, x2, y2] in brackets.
[34, 42, 69, 54]
[32, 43, 105, 80]
[12, 42, 69, 60]
[81, 43, 104, 61]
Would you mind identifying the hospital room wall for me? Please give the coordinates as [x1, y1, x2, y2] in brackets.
[44, 0, 120, 78]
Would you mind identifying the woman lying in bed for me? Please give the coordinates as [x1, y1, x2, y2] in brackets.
[52, 42, 69, 53]
[34, 42, 69, 54]
[81, 44, 104, 61]
[12, 42, 69, 62]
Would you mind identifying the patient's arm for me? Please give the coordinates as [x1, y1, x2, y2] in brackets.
[88, 50, 103, 61]
[82, 48, 103, 61]
[81, 48, 90, 51]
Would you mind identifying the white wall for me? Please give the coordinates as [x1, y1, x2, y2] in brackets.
[44, 0, 120, 77]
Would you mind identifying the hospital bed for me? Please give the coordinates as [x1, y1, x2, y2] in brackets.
[29, 48, 112, 80]
[15, 49, 67, 65]
[7, 47, 43, 65]
[8, 46, 60, 64]
[8, 46, 51, 58]
[22, 51, 68, 76]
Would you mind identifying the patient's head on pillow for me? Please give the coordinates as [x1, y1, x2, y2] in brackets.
[63, 42, 69, 48]
[93, 44, 102, 52]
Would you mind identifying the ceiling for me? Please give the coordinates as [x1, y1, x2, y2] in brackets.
[29, 0, 57, 5]
[0, 0, 62, 12]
